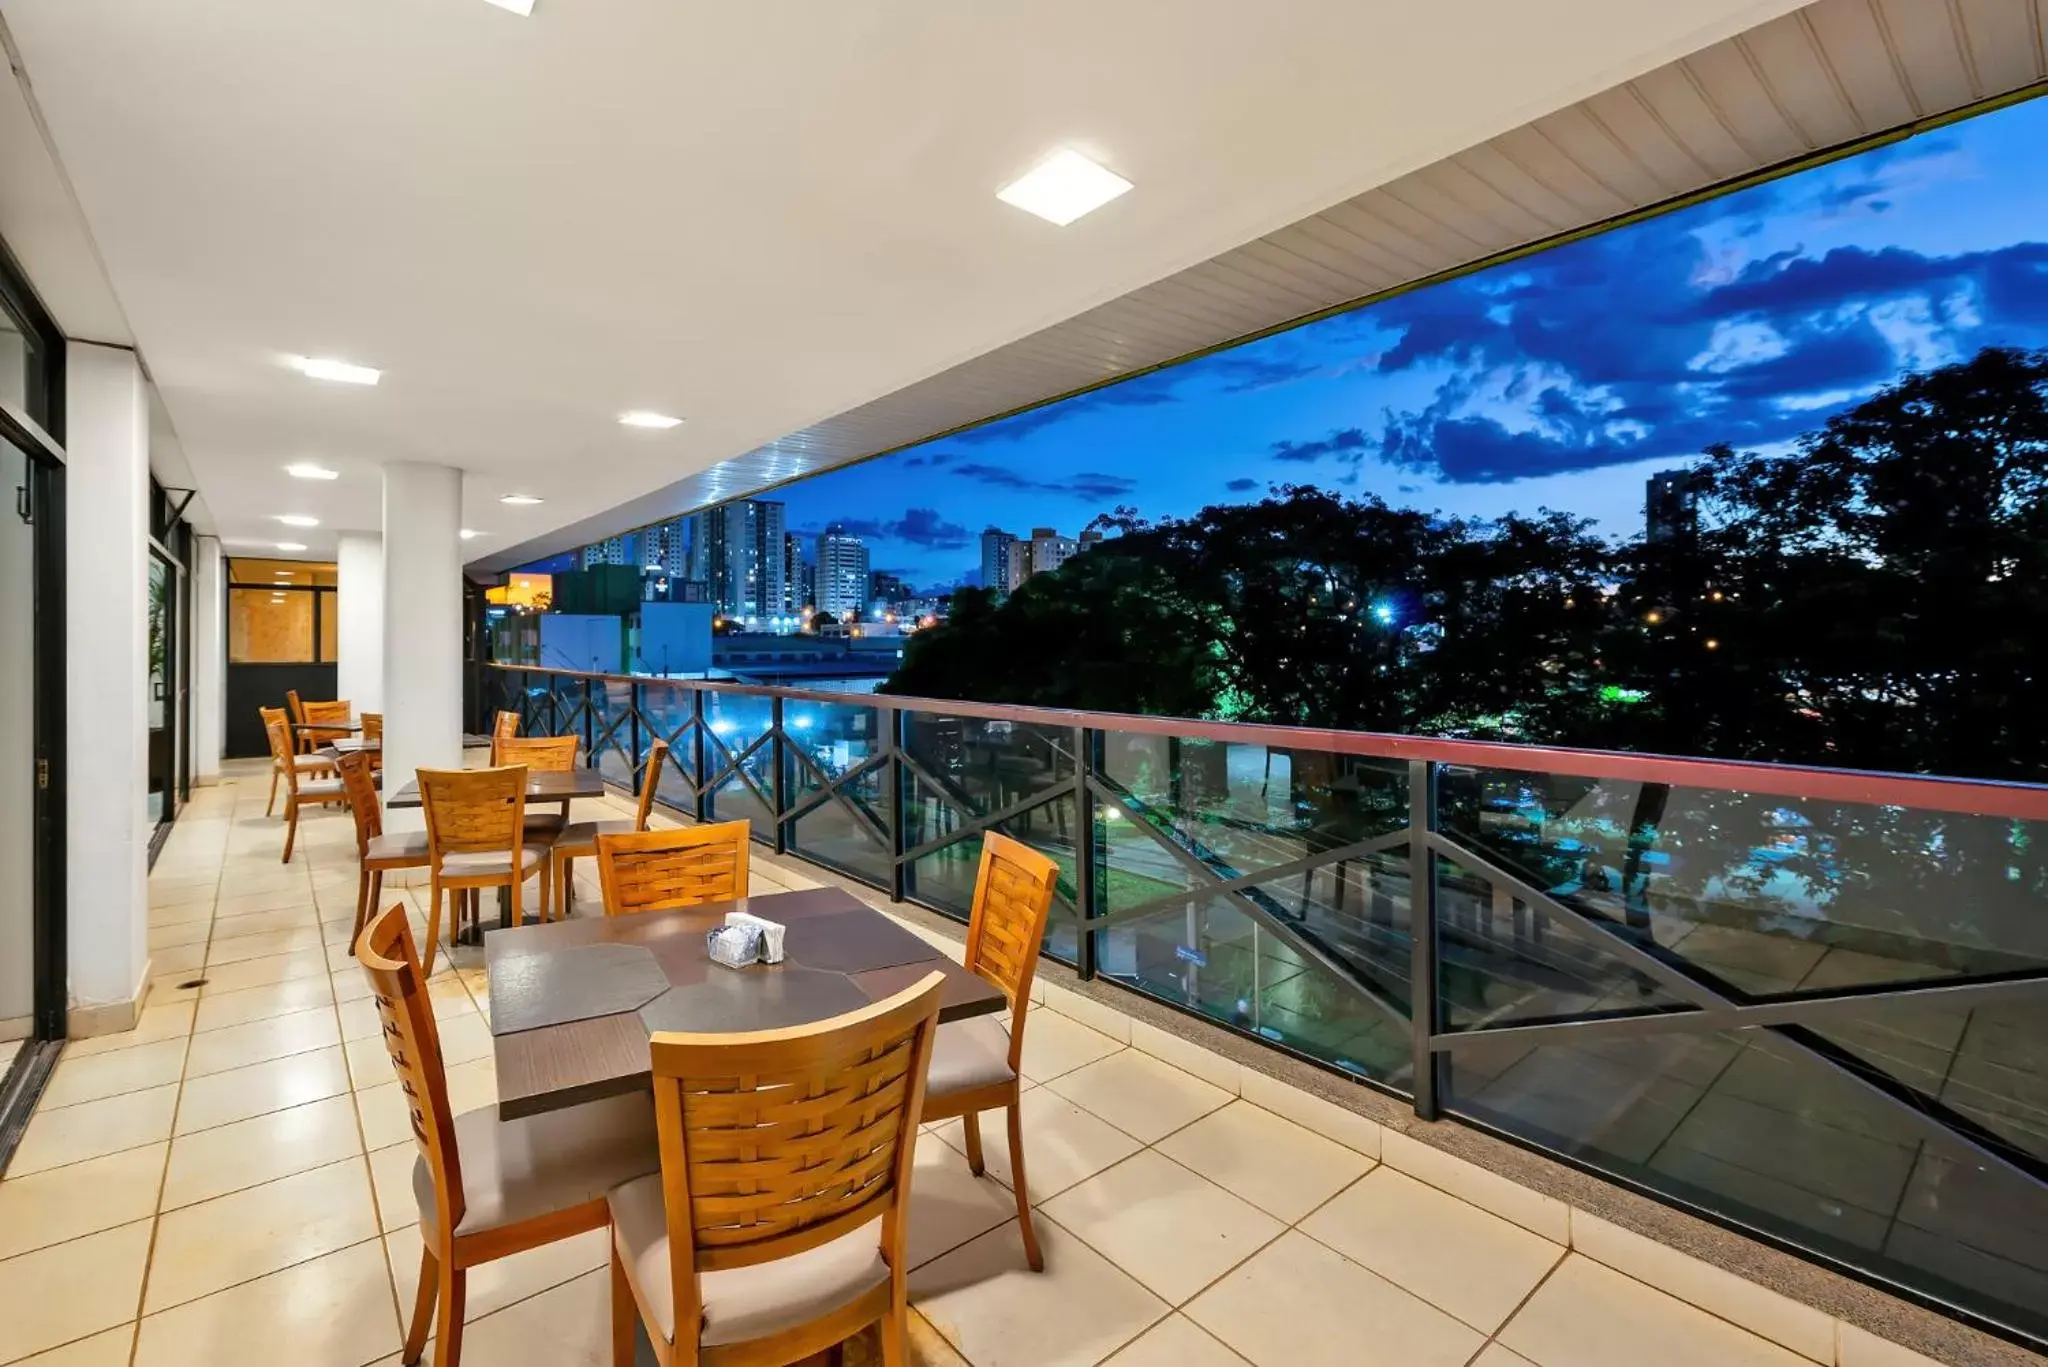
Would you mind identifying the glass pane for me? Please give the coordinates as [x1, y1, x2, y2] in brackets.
[229, 557, 336, 587]
[148, 557, 169, 824]
[1437, 767, 2048, 996]
[641, 685, 698, 812]
[1816, 998, 2048, 1164]
[316, 589, 338, 663]
[228, 587, 314, 662]
[704, 692, 773, 841]
[591, 679, 638, 790]
[0, 310, 28, 414]
[785, 700, 891, 886]
[1100, 892, 1411, 1085]
[1443, 1027, 2048, 1343]
[0, 439, 34, 1029]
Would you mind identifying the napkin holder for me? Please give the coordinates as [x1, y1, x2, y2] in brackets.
[723, 911, 787, 964]
[705, 923, 763, 970]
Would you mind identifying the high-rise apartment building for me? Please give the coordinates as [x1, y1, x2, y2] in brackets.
[1646, 469, 1706, 542]
[816, 524, 871, 620]
[581, 532, 640, 569]
[1026, 527, 1078, 579]
[681, 500, 787, 618]
[979, 528, 1021, 596]
[783, 532, 813, 614]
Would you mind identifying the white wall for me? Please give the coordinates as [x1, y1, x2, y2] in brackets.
[65, 342, 150, 1014]
[190, 533, 224, 783]
[335, 531, 383, 714]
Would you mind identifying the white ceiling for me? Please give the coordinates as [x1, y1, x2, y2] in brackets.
[0, 0, 1809, 566]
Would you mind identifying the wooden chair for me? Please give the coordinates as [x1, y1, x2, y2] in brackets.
[356, 904, 661, 1367]
[607, 971, 946, 1367]
[493, 709, 521, 743]
[286, 688, 309, 753]
[363, 712, 384, 745]
[594, 822, 749, 917]
[266, 717, 346, 864]
[418, 766, 552, 977]
[916, 833, 1060, 1271]
[261, 704, 334, 816]
[303, 698, 355, 753]
[492, 734, 580, 837]
[550, 741, 668, 918]
[336, 750, 429, 951]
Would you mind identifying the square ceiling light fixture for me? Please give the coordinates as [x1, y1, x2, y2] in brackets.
[997, 149, 1132, 226]
[483, 0, 535, 13]
[619, 411, 684, 429]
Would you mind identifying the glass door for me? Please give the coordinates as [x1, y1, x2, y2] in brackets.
[147, 550, 176, 832]
[0, 436, 35, 1050]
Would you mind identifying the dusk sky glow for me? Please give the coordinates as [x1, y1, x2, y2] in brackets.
[547, 94, 2048, 589]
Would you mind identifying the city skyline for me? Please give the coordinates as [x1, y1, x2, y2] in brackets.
[528, 91, 2048, 588]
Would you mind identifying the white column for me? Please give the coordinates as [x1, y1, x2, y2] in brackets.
[335, 531, 384, 714]
[380, 463, 463, 831]
[65, 342, 150, 1018]
[190, 534, 225, 784]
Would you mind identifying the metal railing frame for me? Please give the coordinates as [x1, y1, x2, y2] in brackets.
[488, 664, 2048, 1233]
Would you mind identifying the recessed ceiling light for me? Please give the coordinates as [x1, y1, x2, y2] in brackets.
[275, 514, 320, 528]
[285, 462, 339, 480]
[276, 542, 308, 552]
[288, 355, 381, 385]
[997, 149, 1132, 226]
[460, 528, 485, 540]
[483, 0, 535, 13]
[500, 494, 543, 506]
[619, 411, 684, 429]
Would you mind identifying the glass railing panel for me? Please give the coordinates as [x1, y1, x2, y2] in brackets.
[590, 678, 638, 789]
[1098, 889, 1411, 1085]
[637, 684, 698, 813]
[900, 714, 1077, 825]
[783, 699, 891, 887]
[1437, 767, 2048, 998]
[1441, 1025, 2048, 1343]
[704, 691, 774, 841]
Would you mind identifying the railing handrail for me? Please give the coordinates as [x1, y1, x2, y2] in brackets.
[484, 662, 2048, 821]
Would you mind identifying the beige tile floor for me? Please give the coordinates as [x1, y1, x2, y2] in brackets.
[0, 761, 1866, 1367]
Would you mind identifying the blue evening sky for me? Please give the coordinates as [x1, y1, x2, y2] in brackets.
[557, 94, 2048, 589]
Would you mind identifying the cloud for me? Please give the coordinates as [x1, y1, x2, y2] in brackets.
[1269, 427, 1369, 463]
[1225, 477, 1260, 493]
[796, 506, 970, 549]
[949, 463, 1137, 501]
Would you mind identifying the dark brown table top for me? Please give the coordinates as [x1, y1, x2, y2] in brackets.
[322, 737, 381, 755]
[292, 719, 361, 734]
[485, 886, 1004, 1120]
[384, 767, 605, 809]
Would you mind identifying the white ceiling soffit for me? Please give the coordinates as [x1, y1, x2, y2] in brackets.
[8, 0, 1814, 567]
[486, 0, 2048, 572]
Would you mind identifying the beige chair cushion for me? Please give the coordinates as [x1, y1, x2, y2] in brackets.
[291, 754, 334, 771]
[297, 780, 345, 800]
[440, 846, 546, 877]
[414, 1091, 659, 1240]
[924, 1015, 1016, 1098]
[553, 818, 636, 857]
[609, 1173, 887, 1347]
[365, 831, 431, 865]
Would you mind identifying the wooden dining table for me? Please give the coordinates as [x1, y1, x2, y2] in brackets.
[485, 886, 1004, 1120]
[383, 767, 606, 809]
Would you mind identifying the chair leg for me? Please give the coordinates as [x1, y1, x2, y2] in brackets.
[351, 869, 372, 953]
[432, 1266, 465, 1367]
[266, 767, 279, 817]
[960, 1111, 985, 1175]
[281, 798, 299, 864]
[1007, 1100, 1044, 1272]
[403, 1246, 438, 1364]
[878, 1296, 908, 1367]
[509, 875, 523, 929]
[422, 879, 443, 979]
[609, 1241, 637, 1367]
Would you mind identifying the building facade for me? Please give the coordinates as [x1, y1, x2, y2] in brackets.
[816, 523, 871, 620]
[979, 527, 1020, 597]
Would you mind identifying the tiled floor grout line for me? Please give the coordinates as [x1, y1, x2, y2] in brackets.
[1461, 1246, 1571, 1367]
